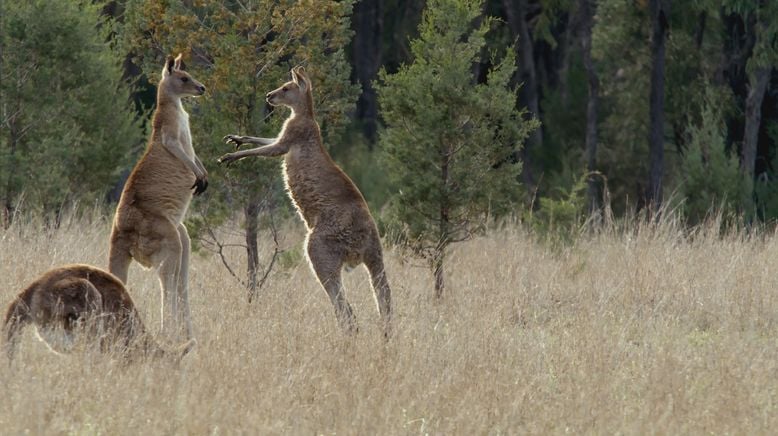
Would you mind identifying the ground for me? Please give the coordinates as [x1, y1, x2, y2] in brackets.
[1, 213, 777, 433]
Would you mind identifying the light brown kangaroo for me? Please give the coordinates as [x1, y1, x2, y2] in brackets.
[219, 67, 392, 335]
[3, 264, 195, 362]
[109, 54, 206, 341]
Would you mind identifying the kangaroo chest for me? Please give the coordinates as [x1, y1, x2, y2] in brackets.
[175, 109, 195, 158]
[282, 154, 323, 228]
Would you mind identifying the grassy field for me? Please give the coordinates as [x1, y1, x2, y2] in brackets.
[1, 213, 778, 434]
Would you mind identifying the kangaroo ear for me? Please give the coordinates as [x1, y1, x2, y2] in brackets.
[162, 55, 175, 78]
[173, 53, 185, 71]
[293, 66, 308, 92]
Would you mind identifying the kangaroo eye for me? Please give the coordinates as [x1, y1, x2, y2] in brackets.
[181, 77, 189, 83]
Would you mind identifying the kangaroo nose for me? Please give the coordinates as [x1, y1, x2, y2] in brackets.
[266, 92, 273, 99]
[198, 85, 206, 93]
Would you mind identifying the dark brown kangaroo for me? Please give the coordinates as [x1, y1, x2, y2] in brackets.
[3, 264, 194, 361]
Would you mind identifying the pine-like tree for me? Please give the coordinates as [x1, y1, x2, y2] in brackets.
[376, 0, 538, 298]
[0, 0, 142, 222]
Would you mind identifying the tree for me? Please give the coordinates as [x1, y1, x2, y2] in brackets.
[503, 0, 543, 189]
[682, 93, 749, 225]
[352, 0, 384, 143]
[647, 0, 670, 211]
[0, 0, 142, 223]
[120, 0, 359, 299]
[377, 0, 538, 298]
[736, 1, 778, 181]
[578, 0, 599, 213]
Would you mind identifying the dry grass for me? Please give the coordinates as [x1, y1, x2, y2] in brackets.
[1, 213, 778, 434]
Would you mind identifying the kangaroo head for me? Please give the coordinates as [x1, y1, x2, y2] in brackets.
[159, 53, 206, 98]
[266, 66, 313, 112]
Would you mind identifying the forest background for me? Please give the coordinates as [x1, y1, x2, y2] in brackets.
[2, 0, 778, 295]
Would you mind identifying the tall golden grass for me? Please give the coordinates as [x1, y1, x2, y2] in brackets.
[1, 212, 777, 433]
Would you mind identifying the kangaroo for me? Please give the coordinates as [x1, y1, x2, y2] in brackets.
[108, 54, 206, 341]
[219, 67, 392, 335]
[3, 264, 195, 362]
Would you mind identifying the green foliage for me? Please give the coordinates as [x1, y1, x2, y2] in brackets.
[591, 0, 653, 213]
[722, 1, 778, 72]
[0, 0, 142, 217]
[681, 97, 749, 225]
[528, 172, 588, 244]
[376, 0, 537, 262]
[536, 55, 588, 189]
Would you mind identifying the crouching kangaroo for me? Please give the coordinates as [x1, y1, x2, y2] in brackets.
[3, 265, 195, 362]
[219, 66, 392, 335]
[109, 54, 206, 341]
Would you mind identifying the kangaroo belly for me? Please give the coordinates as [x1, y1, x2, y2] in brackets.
[121, 148, 195, 223]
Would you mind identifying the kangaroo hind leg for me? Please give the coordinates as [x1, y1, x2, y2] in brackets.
[176, 223, 193, 340]
[146, 219, 183, 341]
[108, 233, 133, 284]
[364, 248, 392, 338]
[34, 278, 104, 354]
[3, 298, 31, 361]
[307, 236, 357, 334]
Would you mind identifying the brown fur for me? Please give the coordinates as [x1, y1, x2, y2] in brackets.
[3, 264, 194, 361]
[109, 54, 206, 341]
[219, 67, 392, 334]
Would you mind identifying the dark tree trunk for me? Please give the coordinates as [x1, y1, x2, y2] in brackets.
[504, 0, 542, 190]
[716, 11, 756, 156]
[742, 67, 771, 178]
[694, 11, 707, 50]
[647, 0, 670, 211]
[352, 0, 383, 143]
[579, 0, 599, 213]
[245, 195, 261, 302]
[556, 11, 576, 105]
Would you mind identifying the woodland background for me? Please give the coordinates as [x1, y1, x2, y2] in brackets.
[2, 0, 778, 293]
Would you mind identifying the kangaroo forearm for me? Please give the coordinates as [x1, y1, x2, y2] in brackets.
[194, 155, 207, 175]
[233, 142, 289, 158]
[162, 140, 204, 177]
[240, 136, 277, 145]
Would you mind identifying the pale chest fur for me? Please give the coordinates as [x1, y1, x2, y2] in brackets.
[172, 103, 195, 158]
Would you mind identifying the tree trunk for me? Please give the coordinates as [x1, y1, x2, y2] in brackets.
[504, 0, 542, 190]
[435, 138, 450, 299]
[245, 195, 260, 302]
[556, 10, 579, 105]
[3, 69, 21, 227]
[579, 0, 600, 214]
[433, 249, 445, 299]
[353, 0, 383, 143]
[647, 0, 669, 211]
[742, 67, 771, 178]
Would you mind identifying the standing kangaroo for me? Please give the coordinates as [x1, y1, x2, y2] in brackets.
[3, 264, 195, 362]
[109, 54, 207, 341]
[219, 67, 391, 334]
